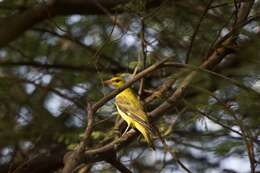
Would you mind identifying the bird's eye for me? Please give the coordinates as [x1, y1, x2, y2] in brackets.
[114, 79, 121, 83]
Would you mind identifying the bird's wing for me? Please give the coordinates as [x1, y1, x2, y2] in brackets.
[116, 94, 154, 133]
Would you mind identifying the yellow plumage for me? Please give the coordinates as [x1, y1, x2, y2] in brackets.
[104, 76, 155, 149]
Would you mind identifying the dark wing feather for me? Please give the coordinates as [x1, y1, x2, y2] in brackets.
[116, 95, 154, 134]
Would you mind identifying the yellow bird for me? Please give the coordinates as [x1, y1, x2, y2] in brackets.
[104, 76, 155, 149]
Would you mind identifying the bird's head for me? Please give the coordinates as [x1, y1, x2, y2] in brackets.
[103, 76, 126, 88]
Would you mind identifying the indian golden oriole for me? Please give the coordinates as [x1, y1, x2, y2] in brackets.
[104, 76, 155, 149]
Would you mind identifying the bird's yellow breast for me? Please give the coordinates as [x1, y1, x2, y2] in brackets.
[115, 88, 148, 122]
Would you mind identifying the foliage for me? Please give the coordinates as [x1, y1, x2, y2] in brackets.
[0, 0, 259, 173]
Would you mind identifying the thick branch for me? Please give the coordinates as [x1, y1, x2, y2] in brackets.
[0, 0, 128, 47]
[0, 0, 164, 47]
[62, 102, 94, 173]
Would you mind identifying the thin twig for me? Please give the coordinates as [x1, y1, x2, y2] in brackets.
[92, 58, 169, 112]
[162, 61, 260, 95]
[138, 17, 147, 97]
[105, 152, 133, 173]
[0, 59, 119, 73]
[32, 28, 128, 71]
[82, 103, 94, 145]
[185, 0, 214, 64]
[162, 143, 192, 173]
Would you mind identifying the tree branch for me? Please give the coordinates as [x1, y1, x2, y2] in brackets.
[75, 0, 255, 167]
[0, 60, 121, 73]
[62, 58, 169, 173]
[185, 0, 214, 63]
[92, 58, 169, 112]
[62, 102, 94, 173]
[105, 152, 132, 173]
[0, 0, 165, 47]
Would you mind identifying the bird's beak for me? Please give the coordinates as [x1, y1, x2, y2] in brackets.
[103, 79, 112, 85]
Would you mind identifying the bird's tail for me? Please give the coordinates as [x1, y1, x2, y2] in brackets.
[134, 122, 155, 150]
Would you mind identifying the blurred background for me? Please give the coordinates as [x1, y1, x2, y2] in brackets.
[0, 0, 260, 172]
